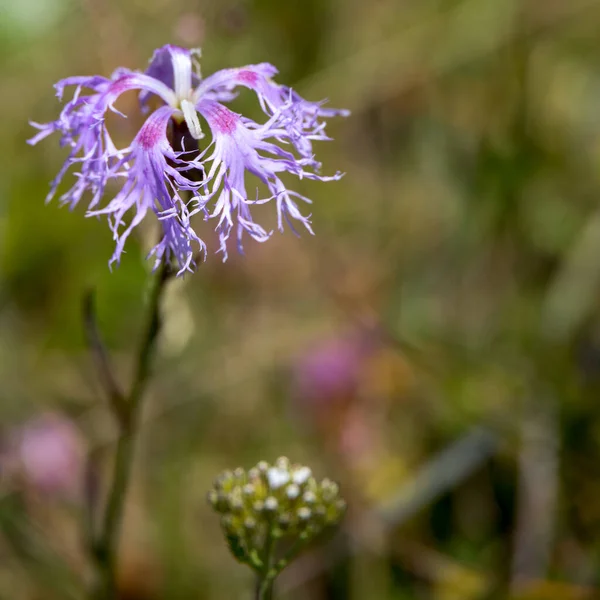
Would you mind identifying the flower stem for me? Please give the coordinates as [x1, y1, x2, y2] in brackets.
[90, 261, 172, 598]
[255, 535, 309, 599]
[257, 576, 274, 600]
[257, 527, 275, 600]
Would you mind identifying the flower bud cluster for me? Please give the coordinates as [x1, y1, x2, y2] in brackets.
[207, 457, 346, 569]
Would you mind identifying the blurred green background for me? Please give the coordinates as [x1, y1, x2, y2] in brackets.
[3, 0, 600, 598]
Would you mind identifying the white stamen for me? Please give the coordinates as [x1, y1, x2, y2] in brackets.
[181, 99, 204, 140]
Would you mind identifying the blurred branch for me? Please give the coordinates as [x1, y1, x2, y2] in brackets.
[378, 426, 499, 525]
[510, 395, 559, 592]
[508, 13, 560, 591]
[279, 426, 501, 593]
[82, 290, 126, 423]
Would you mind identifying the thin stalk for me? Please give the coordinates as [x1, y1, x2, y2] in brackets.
[257, 527, 275, 600]
[82, 291, 126, 420]
[256, 534, 311, 599]
[257, 577, 274, 600]
[91, 261, 172, 598]
[257, 570, 274, 600]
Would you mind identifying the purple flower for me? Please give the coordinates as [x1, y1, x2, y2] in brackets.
[29, 45, 348, 273]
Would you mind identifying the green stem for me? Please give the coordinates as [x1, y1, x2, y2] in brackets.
[91, 261, 172, 598]
[257, 535, 310, 599]
[257, 527, 275, 600]
[257, 573, 274, 600]
[258, 578, 273, 600]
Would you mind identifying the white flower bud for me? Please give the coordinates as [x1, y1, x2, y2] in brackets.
[267, 467, 290, 489]
[275, 456, 290, 470]
[264, 496, 279, 511]
[302, 491, 317, 504]
[297, 507, 311, 520]
[292, 466, 312, 485]
[286, 483, 300, 499]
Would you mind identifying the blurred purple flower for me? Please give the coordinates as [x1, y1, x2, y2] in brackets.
[293, 332, 373, 407]
[15, 413, 84, 499]
[29, 45, 348, 274]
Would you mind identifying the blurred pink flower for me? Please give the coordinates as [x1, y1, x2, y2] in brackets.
[15, 413, 84, 499]
[174, 14, 205, 45]
[293, 334, 367, 407]
[291, 327, 412, 475]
